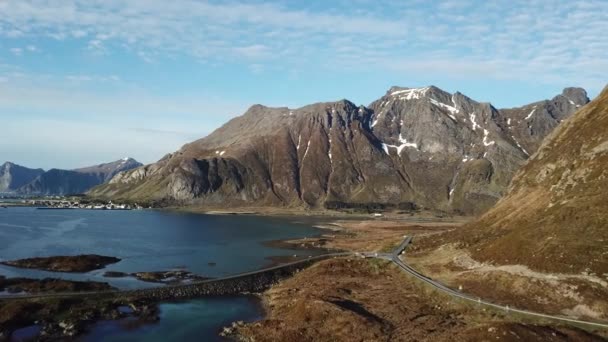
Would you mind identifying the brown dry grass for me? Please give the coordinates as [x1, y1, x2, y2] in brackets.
[407, 244, 608, 322]
[285, 218, 465, 253]
[234, 257, 605, 341]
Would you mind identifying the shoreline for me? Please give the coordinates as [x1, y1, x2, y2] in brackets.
[0, 254, 341, 340]
[0, 212, 342, 340]
[166, 204, 471, 221]
[0, 206, 475, 341]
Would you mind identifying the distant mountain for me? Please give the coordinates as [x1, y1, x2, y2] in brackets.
[0, 162, 44, 193]
[73, 158, 143, 183]
[500, 87, 589, 155]
[458, 85, 607, 274]
[89, 87, 587, 214]
[18, 158, 142, 196]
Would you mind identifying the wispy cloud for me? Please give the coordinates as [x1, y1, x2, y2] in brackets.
[0, 0, 605, 90]
[64, 74, 120, 84]
[0, 78, 247, 124]
[9, 47, 23, 56]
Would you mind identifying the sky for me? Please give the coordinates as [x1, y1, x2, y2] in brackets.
[0, 0, 606, 170]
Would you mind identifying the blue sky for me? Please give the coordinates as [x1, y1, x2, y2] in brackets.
[0, 0, 606, 169]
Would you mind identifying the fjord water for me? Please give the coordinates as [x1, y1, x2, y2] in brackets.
[85, 297, 263, 342]
[0, 207, 324, 340]
[0, 207, 324, 288]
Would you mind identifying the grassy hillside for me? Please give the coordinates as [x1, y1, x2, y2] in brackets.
[459, 85, 608, 275]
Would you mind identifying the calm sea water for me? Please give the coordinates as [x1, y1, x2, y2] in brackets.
[0, 207, 324, 289]
[0, 206, 324, 340]
[84, 296, 263, 342]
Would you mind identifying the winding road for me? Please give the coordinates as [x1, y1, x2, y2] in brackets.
[388, 236, 608, 330]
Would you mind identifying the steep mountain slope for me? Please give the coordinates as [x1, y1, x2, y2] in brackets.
[0, 162, 44, 193]
[90, 87, 587, 214]
[18, 158, 142, 196]
[500, 87, 589, 154]
[460, 86, 608, 275]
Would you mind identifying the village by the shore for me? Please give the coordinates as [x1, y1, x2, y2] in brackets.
[0, 197, 144, 210]
[36, 200, 144, 210]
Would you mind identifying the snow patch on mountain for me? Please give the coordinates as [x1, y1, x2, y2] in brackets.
[512, 135, 529, 156]
[469, 113, 479, 131]
[303, 140, 311, 160]
[525, 106, 537, 120]
[429, 98, 459, 121]
[483, 129, 495, 147]
[390, 87, 430, 100]
[381, 133, 418, 156]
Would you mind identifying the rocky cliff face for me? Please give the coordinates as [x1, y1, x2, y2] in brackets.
[499, 87, 589, 155]
[90, 87, 588, 214]
[0, 162, 44, 193]
[460, 85, 607, 274]
[18, 158, 142, 196]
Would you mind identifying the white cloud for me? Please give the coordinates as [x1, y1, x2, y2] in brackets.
[71, 29, 87, 38]
[0, 80, 247, 124]
[233, 44, 271, 59]
[0, 0, 602, 93]
[64, 74, 121, 83]
[9, 47, 23, 56]
[87, 39, 104, 53]
[0, 1, 605, 107]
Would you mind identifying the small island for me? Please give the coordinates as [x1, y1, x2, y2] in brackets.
[103, 270, 210, 285]
[1, 255, 121, 273]
[0, 276, 115, 294]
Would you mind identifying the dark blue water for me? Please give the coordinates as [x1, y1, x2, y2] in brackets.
[10, 325, 41, 342]
[0, 207, 323, 289]
[0, 207, 323, 340]
[83, 296, 263, 342]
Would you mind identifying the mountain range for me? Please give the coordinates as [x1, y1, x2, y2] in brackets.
[0, 158, 142, 196]
[90, 86, 588, 214]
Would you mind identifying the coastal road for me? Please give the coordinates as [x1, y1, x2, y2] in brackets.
[392, 235, 412, 259]
[388, 236, 608, 330]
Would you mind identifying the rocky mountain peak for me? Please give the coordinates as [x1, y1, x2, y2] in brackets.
[386, 86, 430, 97]
[559, 87, 589, 106]
[384, 85, 452, 101]
[386, 85, 463, 100]
[118, 157, 140, 167]
[375, 85, 483, 126]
